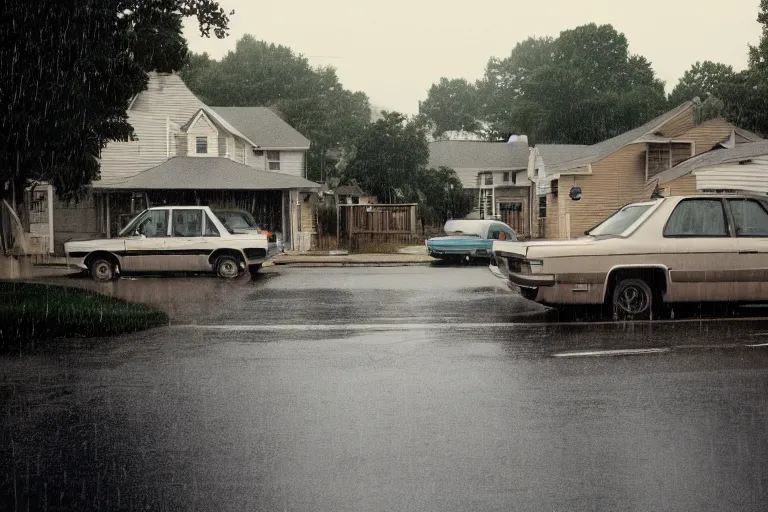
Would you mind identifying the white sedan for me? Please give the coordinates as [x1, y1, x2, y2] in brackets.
[64, 206, 274, 281]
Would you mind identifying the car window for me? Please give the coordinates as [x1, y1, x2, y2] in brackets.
[135, 210, 169, 238]
[588, 204, 652, 236]
[217, 211, 256, 230]
[204, 213, 221, 237]
[490, 227, 512, 240]
[727, 199, 768, 237]
[172, 209, 203, 237]
[664, 199, 729, 237]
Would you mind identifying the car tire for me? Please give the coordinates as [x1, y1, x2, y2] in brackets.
[89, 258, 115, 282]
[216, 255, 241, 279]
[612, 278, 653, 321]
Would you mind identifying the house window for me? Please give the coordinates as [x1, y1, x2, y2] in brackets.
[503, 172, 510, 182]
[267, 151, 280, 171]
[538, 196, 547, 218]
[196, 136, 208, 154]
[484, 174, 493, 186]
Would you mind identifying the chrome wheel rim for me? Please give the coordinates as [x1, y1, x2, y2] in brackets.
[617, 285, 649, 315]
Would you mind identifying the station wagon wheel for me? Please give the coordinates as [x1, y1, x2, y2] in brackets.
[89, 258, 115, 282]
[612, 278, 652, 320]
[215, 255, 240, 279]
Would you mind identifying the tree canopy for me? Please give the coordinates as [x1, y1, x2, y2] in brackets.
[422, 24, 669, 145]
[1, 0, 232, 201]
[418, 78, 482, 138]
[668, 61, 735, 106]
[180, 35, 372, 183]
[717, 0, 768, 135]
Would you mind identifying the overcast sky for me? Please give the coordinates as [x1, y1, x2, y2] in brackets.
[183, 0, 763, 116]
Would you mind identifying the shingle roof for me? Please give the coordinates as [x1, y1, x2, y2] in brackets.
[546, 101, 694, 174]
[335, 185, 367, 197]
[211, 107, 310, 149]
[534, 144, 591, 166]
[427, 141, 530, 170]
[654, 140, 768, 185]
[95, 157, 321, 190]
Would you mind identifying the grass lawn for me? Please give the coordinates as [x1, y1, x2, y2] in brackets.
[0, 281, 168, 346]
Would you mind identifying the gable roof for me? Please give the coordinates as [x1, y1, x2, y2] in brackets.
[211, 107, 311, 149]
[653, 139, 768, 185]
[545, 101, 694, 174]
[533, 144, 592, 167]
[95, 156, 321, 191]
[427, 140, 530, 171]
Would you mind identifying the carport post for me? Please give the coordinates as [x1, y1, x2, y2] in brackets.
[105, 192, 111, 239]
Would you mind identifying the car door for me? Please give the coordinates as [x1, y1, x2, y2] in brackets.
[168, 208, 208, 271]
[725, 198, 768, 301]
[661, 198, 739, 302]
[122, 209, 169, 272]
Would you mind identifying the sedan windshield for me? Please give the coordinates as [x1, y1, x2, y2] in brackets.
[216, 211, 258, 230]
[587, 204, 653, 236]
[118, 210, 147, 237]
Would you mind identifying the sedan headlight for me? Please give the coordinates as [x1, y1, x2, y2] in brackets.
[528, 260, 544, 274]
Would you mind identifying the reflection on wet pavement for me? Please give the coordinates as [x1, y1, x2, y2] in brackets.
[3, 266, 768, 511]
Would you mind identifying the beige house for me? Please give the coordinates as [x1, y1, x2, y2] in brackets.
[427, 140, 533, 236]
[650, 134, 767, 195]
[49, 73, 321, 253]
[529, 101, 760, 239]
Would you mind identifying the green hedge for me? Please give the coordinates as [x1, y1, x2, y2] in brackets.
[0, 282, 168, 346]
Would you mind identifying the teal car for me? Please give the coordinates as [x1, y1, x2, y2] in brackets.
[426, 220, 517, 262]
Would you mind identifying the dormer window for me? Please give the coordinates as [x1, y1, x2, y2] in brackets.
[196, 136, 208, 154]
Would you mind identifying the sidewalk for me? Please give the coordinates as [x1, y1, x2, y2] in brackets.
[268, 251, 436, 267]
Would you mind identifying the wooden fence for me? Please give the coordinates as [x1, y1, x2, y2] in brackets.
[336, 203, 418, 249]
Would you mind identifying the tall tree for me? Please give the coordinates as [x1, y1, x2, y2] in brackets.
[719, 1, 768, 135]
[1, 0, 231, 202]
[413, 167, 473, 229]
[180, 35, 371, 183]
[340, 112, 429, 204]
[474, 24, 667, 144]
[419, 78, 481, 137]
[668, 61, 735, 106]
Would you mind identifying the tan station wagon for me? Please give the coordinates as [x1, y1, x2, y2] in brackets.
[490, 193, 768, 319]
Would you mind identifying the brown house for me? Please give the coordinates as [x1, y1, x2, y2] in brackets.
[529, 101, 758, 239]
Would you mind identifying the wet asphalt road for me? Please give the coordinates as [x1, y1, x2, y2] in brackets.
[3, 265, 768, 511]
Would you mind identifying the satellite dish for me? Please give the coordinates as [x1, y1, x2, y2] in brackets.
[569, 186, 582, 201]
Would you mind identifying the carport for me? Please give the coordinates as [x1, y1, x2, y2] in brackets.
[92, 156, 321, 251]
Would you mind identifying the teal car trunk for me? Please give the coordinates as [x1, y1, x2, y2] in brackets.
[427, 220, 516, 261]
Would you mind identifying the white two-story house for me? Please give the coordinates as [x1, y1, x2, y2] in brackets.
[426, 140, 532, 236]
[49, 72, 320, 253]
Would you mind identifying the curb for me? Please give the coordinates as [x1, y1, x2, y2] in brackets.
[270, 262, 434, 268]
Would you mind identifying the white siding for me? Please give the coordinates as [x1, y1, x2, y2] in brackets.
[186, 113, 219, 157]
[234, 139, 246, 165]
[243, 149, 266, 171]
[97, 112, 177, 184]
[694, 159, 768, 193]
[279, 151, 305, 177]
[130, 72, 206, 125]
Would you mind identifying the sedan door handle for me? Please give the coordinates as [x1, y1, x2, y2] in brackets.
[739, 250, 758, 254]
